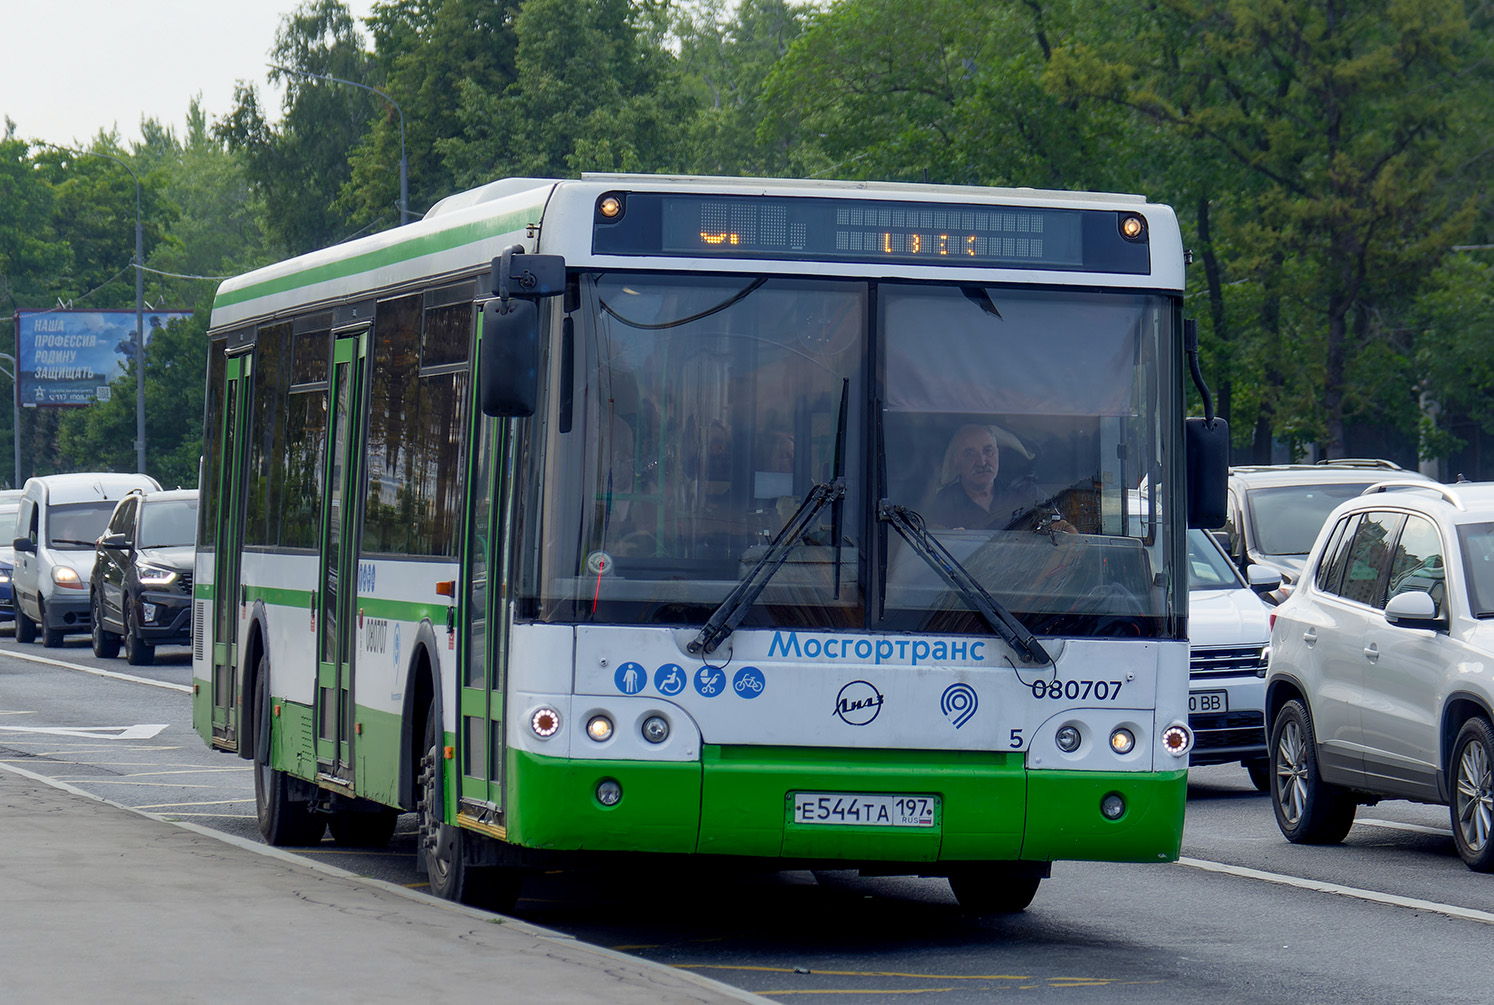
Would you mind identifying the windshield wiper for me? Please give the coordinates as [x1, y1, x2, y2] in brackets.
[871, 403, 1048, 665]
[688, 379, 850, 658]
[879, 502, 1051, 665]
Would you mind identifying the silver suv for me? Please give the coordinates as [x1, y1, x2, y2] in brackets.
[1266, 480, 1494, 870]
[1219, 460, 1434, 603]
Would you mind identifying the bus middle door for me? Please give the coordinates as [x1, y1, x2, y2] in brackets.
[315, 327, 368, 780]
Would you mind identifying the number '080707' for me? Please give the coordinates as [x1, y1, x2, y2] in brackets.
[1030, 679, 1125, 701]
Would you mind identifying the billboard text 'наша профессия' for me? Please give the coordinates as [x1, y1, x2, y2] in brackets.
[15, 309, 191, 407]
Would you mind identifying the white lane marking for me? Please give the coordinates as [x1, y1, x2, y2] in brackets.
[0, 648, 191, 692]
[1357, 817, 1453, 837]
[1178, 856, 1494, 925]
[0, 724, 169, 739]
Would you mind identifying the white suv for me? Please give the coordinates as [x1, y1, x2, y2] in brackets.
[1266, 480, 1494, 870]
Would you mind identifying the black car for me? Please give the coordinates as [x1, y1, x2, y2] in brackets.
[91, 488, 198, 664]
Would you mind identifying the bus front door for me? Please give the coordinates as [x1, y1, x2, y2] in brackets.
[459, 416, 511, 820]
[209, 351, 253, 750]
[315, 330, 368, 779]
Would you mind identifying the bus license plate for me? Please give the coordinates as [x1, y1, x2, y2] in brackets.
[1189, 690, 1228, 713]
[792, 793, 937, 827]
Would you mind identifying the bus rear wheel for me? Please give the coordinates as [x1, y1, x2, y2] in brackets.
[948, 865, 1043, 914]
[417, 704, 519, 910]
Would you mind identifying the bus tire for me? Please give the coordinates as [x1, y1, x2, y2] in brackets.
[253, 657, 325, 846]
[418, 704, 519, 910]
[948, 865, 1042, 914]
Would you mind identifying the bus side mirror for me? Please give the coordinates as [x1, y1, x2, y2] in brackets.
[481, 298, 539, 417]
[1186, 416, 1229, 529]
[479, 247, 565, 418]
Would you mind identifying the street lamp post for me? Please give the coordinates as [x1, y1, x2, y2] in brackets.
[271, 64, 410, 225]
[49, 146, 147, 474]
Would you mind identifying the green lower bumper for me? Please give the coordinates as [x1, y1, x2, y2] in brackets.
[506, 745, 1186, 865]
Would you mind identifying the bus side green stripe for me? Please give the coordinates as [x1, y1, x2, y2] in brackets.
[213, 203, 544, 311]
[234, 584, 447, 625]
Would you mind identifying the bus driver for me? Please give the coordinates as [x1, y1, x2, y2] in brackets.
[927, 423, 1075, 534]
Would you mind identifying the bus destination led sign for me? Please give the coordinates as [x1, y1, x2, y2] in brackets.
[592, 193, 1149, 274]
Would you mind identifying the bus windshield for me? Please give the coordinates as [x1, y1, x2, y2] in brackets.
[523, 274, 1179, 640]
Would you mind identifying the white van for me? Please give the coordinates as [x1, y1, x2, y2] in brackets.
[12, 472, 161, 646]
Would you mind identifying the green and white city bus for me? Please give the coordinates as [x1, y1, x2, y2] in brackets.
[194, 174, 1224, 912]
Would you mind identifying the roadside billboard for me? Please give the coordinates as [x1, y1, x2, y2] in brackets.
[15, 309, 191, 407]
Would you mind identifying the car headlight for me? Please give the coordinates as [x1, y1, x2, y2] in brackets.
[0, 570, 10, 585]
[51, 566, 82, 587]
[135, 563, 178, 587]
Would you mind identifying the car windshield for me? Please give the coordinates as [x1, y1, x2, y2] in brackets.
[139, 499, 199, 549]
[1247, 482, 1376, 556]
[1187, 529, 1243, 590]
[48, 501, 118, 547]
[0, 503, 18, 544]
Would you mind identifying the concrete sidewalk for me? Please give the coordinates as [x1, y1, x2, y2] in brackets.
[0, 764, 765, 1004]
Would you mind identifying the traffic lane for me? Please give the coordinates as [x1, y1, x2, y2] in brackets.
[2, 632, 193, 689]
[514, 858, 1483, 1004]
[7, 648, 1491, 1003]
[1184, 763, 1489, 917]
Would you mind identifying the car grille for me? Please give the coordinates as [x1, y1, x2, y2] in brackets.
[1190, 644, 1268, 679]
[1190, 710, 1266, 751]
[176, 572, 194, 596]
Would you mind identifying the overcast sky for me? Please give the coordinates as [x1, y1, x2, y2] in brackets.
[0, 0, 378, 150]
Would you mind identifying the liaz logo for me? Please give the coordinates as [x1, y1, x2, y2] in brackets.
[834, 680, 884, 726]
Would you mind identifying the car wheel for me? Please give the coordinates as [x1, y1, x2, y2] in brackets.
[123, 601, 155, 666]
[1450, 717, 1494, 872]
[39, 602, 63, 648]
[947, 865, 1043, 914]
[1246, 758, 1271, 793]
[418, 704, 519, 909]
[1269, 699, 1356, 844]
[15, 606, 36, 643]
[91, 591, 121, 659]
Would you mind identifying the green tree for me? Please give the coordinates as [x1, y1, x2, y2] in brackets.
[340, 0, 520, 224]
[674, 0, 810, 176]
[1047, 0, 1486, 457]
[761, 0, 1127, 188]
[440, 0, 692, 183]
[216, 0, 379, 254]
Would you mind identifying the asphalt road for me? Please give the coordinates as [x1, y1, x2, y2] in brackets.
[4, 635, 1492, 1002]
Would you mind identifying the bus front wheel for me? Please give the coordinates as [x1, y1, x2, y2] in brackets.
[253, 657, 325, 846]
[417, 704, 519, 910]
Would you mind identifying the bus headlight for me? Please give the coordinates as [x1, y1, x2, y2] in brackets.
[1055, 724, 1082, 753]
[586, 715, 614, 742]
[1109, 727, 1136, 755]
[596, 779, 622, 806]
[1101, 793, 1126, 819]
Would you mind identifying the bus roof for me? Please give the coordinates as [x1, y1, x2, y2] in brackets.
[210, 175, 1183, 331]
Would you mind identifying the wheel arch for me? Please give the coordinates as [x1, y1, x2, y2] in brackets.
[1440, 692, 1494, 803]
[1265, 675, 1309, 735]
[236, 600, 273, 762]
[397, 619, 445, 809]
